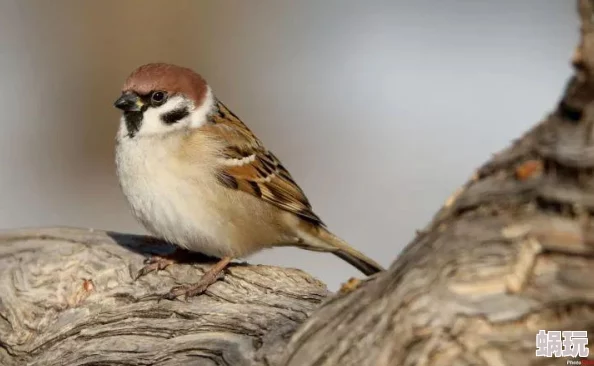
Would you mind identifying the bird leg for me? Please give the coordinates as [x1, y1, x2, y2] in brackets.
[135, 247, 213, 281]
[163, 256, 232, 300]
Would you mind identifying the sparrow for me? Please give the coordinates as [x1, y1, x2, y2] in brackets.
[113, 63, 384, 299]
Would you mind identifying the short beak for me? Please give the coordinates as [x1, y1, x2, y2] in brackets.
[114, 92, 143, 112]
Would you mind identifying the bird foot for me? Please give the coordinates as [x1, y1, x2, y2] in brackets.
[161, 256, 232, 300]
[162, 271, 225, 300]
[135, 245, 217, 281]
[135, 255, 176, 280]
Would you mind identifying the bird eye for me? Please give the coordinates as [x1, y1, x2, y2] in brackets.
[150, 91, 167, 106]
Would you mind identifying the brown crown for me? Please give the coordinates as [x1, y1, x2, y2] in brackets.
[122, 63, 208, 106]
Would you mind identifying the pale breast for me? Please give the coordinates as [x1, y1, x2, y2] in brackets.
[115, 134, 288, 258]
[115, 135, 228, 256]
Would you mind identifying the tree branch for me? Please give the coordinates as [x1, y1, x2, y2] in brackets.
[0, 228, 328, 366]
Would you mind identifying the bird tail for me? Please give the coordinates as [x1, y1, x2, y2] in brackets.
[295, 225, 384, 276]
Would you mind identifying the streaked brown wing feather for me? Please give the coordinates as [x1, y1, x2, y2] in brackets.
[204, 100, 325, 227]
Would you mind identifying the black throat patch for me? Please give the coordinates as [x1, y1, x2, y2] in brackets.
[123, 111, 144, 138]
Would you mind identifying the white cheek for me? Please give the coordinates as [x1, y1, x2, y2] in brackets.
[136, 96, 191, 136]
[189, 86, 214, 129]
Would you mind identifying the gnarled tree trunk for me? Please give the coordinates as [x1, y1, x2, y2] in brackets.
[2, 1, 594, 365]
[281, 1, 594, 365]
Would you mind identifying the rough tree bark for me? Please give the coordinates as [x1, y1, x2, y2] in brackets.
[281, 1, 594, 365]
[2, 2, 594, 366]
[0, 228, 330, 366]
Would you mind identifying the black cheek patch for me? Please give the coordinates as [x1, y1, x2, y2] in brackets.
[161, 107, 190, 125]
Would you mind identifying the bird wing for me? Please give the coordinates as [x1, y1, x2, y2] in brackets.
[202, 100, 325, 227]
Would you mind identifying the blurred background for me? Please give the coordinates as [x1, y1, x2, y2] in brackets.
[0, 0, 578, 290]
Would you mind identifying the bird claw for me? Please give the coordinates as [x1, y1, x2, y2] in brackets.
[160, 271, 225, 301]
[134, 255, 175, 281]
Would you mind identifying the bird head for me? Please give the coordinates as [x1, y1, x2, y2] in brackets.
[114, 63, 214, 139]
